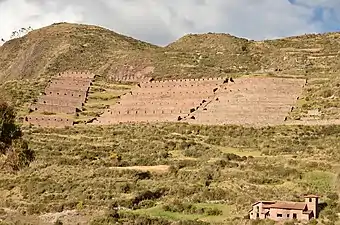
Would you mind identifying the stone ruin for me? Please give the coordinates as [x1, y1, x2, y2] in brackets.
[25, 71, 95, 128]
[110, 65, 155, 83]
[94, 78, 228, 124]
[93, 77, 306, 127]
[183, 77, 306, 126]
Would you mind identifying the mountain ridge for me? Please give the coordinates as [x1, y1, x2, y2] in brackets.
[1, 22, 340, 84]
[1, 22, 340, 112]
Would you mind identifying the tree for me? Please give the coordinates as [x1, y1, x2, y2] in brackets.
[0, 99, 34, 171]
[0, 26, 33, 45]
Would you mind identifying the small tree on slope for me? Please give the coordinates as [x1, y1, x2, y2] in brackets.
[0, 99, 34, 171]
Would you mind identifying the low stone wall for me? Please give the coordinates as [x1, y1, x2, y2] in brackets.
[105, 108, 192, 116]
[47, 80, 91, 91]
[116, 99, 202, 107]
[25, 115, 74, 128]
[30, 103, 76, 114]
[44, 87, 87, 100]
[140, 78, 224, 88]
[57, 71, 95, 79]
[38, 96, 83, 108]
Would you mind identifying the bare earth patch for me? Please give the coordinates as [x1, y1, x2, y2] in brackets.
[110, 165, 170, 173]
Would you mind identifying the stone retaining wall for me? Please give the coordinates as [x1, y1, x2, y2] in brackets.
[25, 115, 74, 128]
[30, 103, 76, 114]
[26, 71, 95, 127]
[184, 77, 306, 126]
[94, 76, 306, 126]
[38, 96, 83, 108]
[94, 77, 224, 125]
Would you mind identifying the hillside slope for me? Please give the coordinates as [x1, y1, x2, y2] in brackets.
[1, 23, 340, 225]
[0, 22, 157, 82]
[2, 23, 340, 84]
[0, 23, 340, 118]
[167, 32, 340, 76]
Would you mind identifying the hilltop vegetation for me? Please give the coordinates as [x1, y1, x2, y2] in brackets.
[2, 22, 340, 84]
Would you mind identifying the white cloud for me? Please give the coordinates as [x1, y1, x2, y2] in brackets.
[0, 0, 82, 41]
[293, 0, 340, 8]
[0, 0, 338, 46]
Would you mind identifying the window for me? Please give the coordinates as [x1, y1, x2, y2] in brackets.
[256, 213, 259, 218]
[293, 213, 297, 219]
[256, 206, 259, 212]
[309, 198, 312, 202]
[287, 214, 290, 217]
[277, 214, 282, 218]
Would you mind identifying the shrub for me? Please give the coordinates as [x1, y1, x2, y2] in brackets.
[134, 171, 151, 180]
[327, 192, 339, 202]
[54, 220, 63, 225]
[0, 99, 34, 170]
[222, 153, 245, 161]
[321, 89, 333, 98]
[131, 188, 167, 208]
[204, 207, 223, 216]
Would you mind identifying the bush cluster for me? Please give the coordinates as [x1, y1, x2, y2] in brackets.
[0, 99, 34, 171]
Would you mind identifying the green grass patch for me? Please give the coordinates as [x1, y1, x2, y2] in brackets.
[301, 171, 336, 193]
[131, 203, 236, 222]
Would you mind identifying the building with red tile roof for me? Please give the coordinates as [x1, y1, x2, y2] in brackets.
[249, 195, 319, 221]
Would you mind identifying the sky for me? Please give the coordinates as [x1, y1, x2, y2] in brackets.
[0, 0, 339, 46]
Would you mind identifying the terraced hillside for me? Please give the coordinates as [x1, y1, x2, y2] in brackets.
[184, 77, 306, 126]
[94, 78, 226, 125]
[166, 32, 340, 76]
[1, 23, 340, 122]
[0, 23, 340, 225]
[93, 76, 308, 127]
[25, 71, 95, 128]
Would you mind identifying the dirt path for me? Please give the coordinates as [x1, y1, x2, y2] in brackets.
[109, 165, 170, 173]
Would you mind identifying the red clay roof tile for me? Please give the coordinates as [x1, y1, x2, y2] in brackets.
[267, 202, 307, 210]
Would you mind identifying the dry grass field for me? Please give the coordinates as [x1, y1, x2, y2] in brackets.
[1, 124, 340, 224]
[0, 23, 340, 225]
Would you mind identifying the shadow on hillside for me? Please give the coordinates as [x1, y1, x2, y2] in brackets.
[318, 202, 328, 216]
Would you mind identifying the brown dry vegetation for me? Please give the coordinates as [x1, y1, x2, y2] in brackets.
[1, 23, 340, 121]
[0, 124, 340, 224]
[0, 23, 340, 224]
